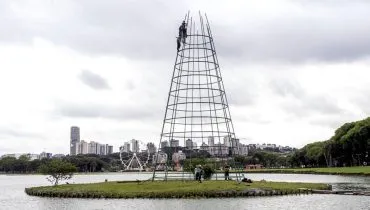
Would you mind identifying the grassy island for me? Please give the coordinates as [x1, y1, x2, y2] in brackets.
[244, 166, 370, 176]
[25, 180, 330, 199]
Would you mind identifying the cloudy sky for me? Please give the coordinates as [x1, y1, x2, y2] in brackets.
[0, 0, 369, 155]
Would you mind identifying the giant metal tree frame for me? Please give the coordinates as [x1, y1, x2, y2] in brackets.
[152, 12, 241, 181]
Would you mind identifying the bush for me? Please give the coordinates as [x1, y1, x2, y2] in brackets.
[202, 165, 215, 180]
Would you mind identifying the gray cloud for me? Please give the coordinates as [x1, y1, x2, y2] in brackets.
[56, 102, 162, 120]
[0, 127, 44, 139]
[79, 70, 110, 90]
[228, 95, 254, 106]
[352, 88, 370, 115]
[234, 114, 271, 125]
[225, 73, 257, 106]
[358, 99, 370, 115]
[215, 1, 370, 62]
[125, 81, 135, 90]
[309, 112, 357, 129]
[269, 79, 345, 116]
[269, 79, 305, 98]
[281, 95, 345, 119]
[1, 1, 370, 62]
[1, 0, 370, 154]
[0, 0, 183, 60]
[228, 87, 255, 106]
[303, 96, 344, 114]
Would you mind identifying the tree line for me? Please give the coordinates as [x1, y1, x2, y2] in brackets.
[0, 153, 122, 174]
[193, 117, 369, 169]
[1, 117, 369, 173]
[290, 117, 369, 167]
[236, 117, 369, 168]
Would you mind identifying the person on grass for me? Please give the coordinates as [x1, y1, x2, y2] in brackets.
[224, 165, 230, 180]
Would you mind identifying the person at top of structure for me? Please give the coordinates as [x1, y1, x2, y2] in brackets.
[179, 21, 187, 43]
[177, 36, 181, 52]
[176, 21, 187, 52]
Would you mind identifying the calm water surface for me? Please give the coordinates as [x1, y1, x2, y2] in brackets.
[0, 173, 369, 210]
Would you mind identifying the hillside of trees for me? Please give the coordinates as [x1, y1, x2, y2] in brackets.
[0, 153, 122, 173]
[290, 117, 369, 167]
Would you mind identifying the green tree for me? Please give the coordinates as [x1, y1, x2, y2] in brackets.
[0, 157, 17, 173]
[38, 159, 77, 186]
[289, 117, 370, 167]
[202, 165, 215, 180]
[183, 158, 207, 173]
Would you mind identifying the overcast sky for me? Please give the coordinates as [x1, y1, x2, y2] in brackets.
[0, 0, 369, 155]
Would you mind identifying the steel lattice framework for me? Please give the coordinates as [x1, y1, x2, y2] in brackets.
[153, 13, 239, 180]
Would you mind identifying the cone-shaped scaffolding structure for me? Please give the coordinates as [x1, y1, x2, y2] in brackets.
[152, 13, 240, 181]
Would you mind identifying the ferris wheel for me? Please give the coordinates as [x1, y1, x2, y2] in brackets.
[119, 139, 151, 171]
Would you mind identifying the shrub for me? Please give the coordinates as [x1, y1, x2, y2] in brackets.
[202, 165, 215, 180]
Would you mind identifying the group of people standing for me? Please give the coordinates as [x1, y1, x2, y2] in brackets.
[194, 165, 231, 183]
[193, 164, 252, 183]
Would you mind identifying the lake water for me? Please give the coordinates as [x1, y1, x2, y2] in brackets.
[0, 173, 369, 210]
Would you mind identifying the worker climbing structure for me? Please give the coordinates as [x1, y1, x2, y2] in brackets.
[152, 13, 242, 181]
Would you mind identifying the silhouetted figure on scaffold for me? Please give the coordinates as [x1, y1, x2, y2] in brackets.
[177, 21, 187, 52]
[177, 37, 181, 52]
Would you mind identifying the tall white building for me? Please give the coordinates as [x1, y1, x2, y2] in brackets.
[76, 140, 113, 155]
[107, 145, 113, 154]
[170, 139, 179, 147]
[160, 140, 169, 149]
[131, 139, 140, 153]
[70, 126, 80, 155]
[147, 143, 157, 154]
[239, 144, 248, 156]
[96, 143, 102, 155]
[122, 142, 131, 153]
[223, 136, 231, 147]
[213, 143, 228, 157]
[192, 141, 197, 149]
[185, 139, 193, 149]
[152, 152, 167, 164]
[208, 136, 215, 156]
[87, 141, 97, 154]
[76, 140, 89, 154]
[39, 152, 52, 159]
[208, 136, 214, 147]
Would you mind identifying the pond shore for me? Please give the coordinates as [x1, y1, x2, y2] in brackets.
[25, 180, 330, 199]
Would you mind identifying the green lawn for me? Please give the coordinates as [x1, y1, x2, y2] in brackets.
[25, 180, 329, 198]
[245, 166, 370, 175]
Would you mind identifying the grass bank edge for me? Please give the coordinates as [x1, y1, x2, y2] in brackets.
[25, 180, 330, 198]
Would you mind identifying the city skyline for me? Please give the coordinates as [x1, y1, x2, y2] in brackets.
[1, 1, 370, 155]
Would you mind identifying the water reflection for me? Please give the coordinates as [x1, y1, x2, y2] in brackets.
[24, 195, 370, 210]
